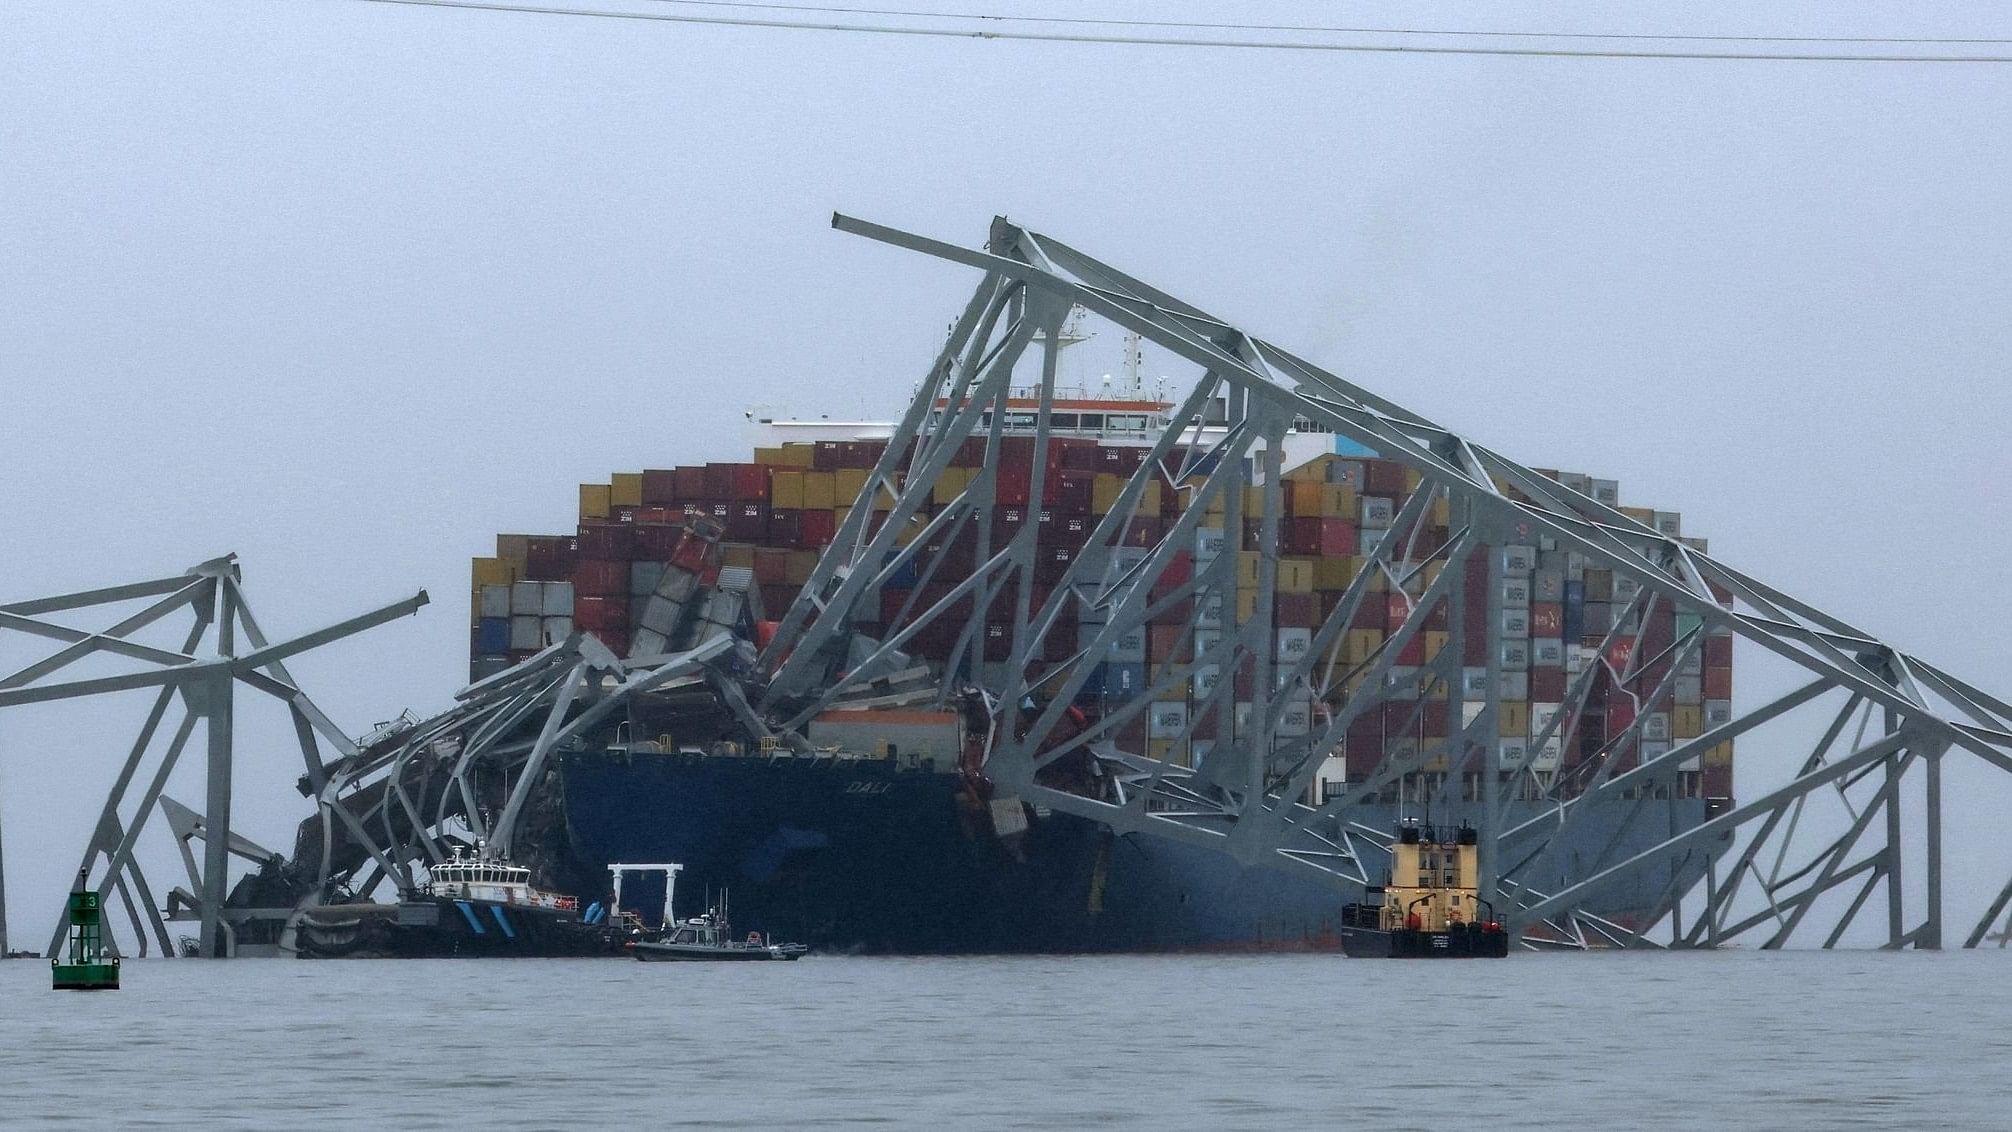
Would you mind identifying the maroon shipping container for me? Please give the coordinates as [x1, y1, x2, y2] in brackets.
[1704, 666, 1733, 699]
[1420, 699, 1451, 739]
[1057, 438, 1099, 471]
[577, 522, 637, 560]
[1382, 593, 1412, 631]
[1703, 764, 1733, 798]
[753, 547, 790, 585]
[1345, 712, 1385, 778]
[1152, 550, 1194, 598]
[725, 501, 770, 542]
[524, 536, 577, 582]
[673, 466, 707, 500]
[767, 509, 802, 547]
[1531, 666, 1567, 702]
[573, 558, 627, 597]
[1364, 458, 1407, 495]
[812, 442, 844, 472]
[1607, 697, 1637, 738]
[1531, 602, 1563, 638]
[1033, 543, 1076, 586]
[1100, 445, 1146, 475]
[1283, 516, 1322, 557]
[1276, 591, 1317, 628]
[635, 523, 684, 560]
[589, 626, 628, 657]
[1606, 637, 1637, 673]
[641, 469, 680, 505]
[759, 583, 799, 618]
[1050, 468, 1095, 513]
[1396, 632, 1424, 666]
[1704, 635, 1733, 668]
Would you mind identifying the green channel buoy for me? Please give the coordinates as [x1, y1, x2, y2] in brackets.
[52, 869, 119, 991]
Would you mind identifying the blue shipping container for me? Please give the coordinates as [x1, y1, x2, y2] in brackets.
[477, 617, 512, 654]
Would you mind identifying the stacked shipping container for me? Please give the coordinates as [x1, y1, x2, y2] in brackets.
[468, 437, 1734, 809]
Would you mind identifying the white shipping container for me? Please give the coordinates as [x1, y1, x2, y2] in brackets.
[1532, 570, 1564, 604]
[1679, 649, 1704, 676]
[638, 596, 684, 636]
[1532, 638, 1565, 667]
[1499, 670, 1529, 701]
[1591, 479, 1620, 506]
[1501, 608, 1531, 638]
[1502, 545, 1537, 576]
[1705, 699, 1733, 728]
[511, 580, 543, 615]
[1109, 627, 1146, 662]
[509, 615, 542, 651]
[1500, 641, 1531, 671]
[541, 581, 574, 617]
[479, 584, 511, 619]
[1497, 738, 1531, 770]
[1653, 511, 1682, 537]
[630, 561, 665, 597]
[1276, 627, 1312, 663]
[1674, 675, 1703, 704]
[1462, 701, 1486, 728]
[1275, 698, 1313, 737]
[1147, 701, 1189, 739]
[1531, 702, 1565, 741]
[1559, 471, 1592, 495]
[1462, 667, 1490, 700]
[1195, 592, 1224, 629]
[541, 616, 573, 645]
[1612, 575, 1642, 603]
[1639, 739, 1673, 768]
[1532, 736, 1564, 771]
[1195, 527, 1226, 562]
[1499, 577, 1532, 608]
[1359, 496, 1395, 528]
[1643, 712, 1672, 741]
[1192, 664, 1221, 699]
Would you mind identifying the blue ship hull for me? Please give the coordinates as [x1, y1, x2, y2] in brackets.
[556, 750, 1712, 953]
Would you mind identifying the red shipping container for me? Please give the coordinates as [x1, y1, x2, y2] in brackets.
[674, 466, 708, 500]
[574, 594, 629, 632]
[641, 470, 680, 505]
[1704, 635, 1733, 667]
[753, 547, 790, 584]
[1351, 601, 1386, 631]
[996, 462, 1033, 507]
[1345, 712, 1385, 778]
[1703, 666, 1732, 699]
[1396, 632, 1425, 666]
[1607, 697, 1637, 738]
[669, 530, 710, 573]
[1055, 438, 1098, 471]
[1420, 699, 1450, 739]
[1149, 625, 1189, 663]
[1152, 550, 1195, 598]
[1319, 519, 1358, 557]
[1383, 593, 1412, 631]
[1530, 602, 1563, 638]
[760, 583, 798, 616]
[1606, 637, 1636, 673]
[573, 558, 627, 597]
[800, 509, 836, 548]
[590, 626, 628, 657]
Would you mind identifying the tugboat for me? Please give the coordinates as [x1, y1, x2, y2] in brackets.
[632, 892, 808, 962]
[53, 869, 120, 990]
[1340, 820, 1510, 958]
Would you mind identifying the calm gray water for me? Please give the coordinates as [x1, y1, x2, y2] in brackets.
[3, 950, 2006, 1128]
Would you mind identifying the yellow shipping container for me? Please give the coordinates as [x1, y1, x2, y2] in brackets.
[1313, 556, 1356, 591]
[471, 557, 516, 587]
[1403, 468, 1424, 493]
[610, 472, 644, 508]
[1204, 493, 1228, 522]
[1283, 454, 1332, 483]
[1500, 702, 1530, 738]
[1289, 480, 1323, 516]
[580, 483, 611, 520]
[777, 443, 818, 467]
[893, 515, 923, 547]
[1236, 551, 1262, 588]
[1342, 629, 1383, 664]
[1242, 485, 1266, 516]
[1092, 473, 1124, 514]
[786, 550, 819, 585]
[1278, 558, 1314, 594]
[1139, 479, 1162, 515]
[1703, 741, 1735, 768]
[833, 506, 851, 532]
[1430, 495, 1451, 527]
[1620, 505, 1657, 525]
[1424, 630, 1450, 661]
[1236, 590, 1260, 622]
[494, 534, 531, 565]
[804, 472, 838, 510]
[932, 467, 968, 507]
[721, 543, 756, 568]
[772, 470, 806, 510]
[1673, 706, 1704, 739]
[834, 469, 870, 503]
[752, 446, 790, 466]
[1321, 484, 1357, 519]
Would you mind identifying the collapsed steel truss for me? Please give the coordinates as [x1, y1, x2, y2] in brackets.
[0, 556, 424, 956]
[758, 213, 2012, 949]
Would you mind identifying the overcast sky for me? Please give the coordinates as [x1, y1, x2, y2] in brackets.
[3, 0, 2010, 946]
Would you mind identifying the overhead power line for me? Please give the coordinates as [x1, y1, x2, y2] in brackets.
[637, 0, 2012, 48]
[336, 0, 2012, 63]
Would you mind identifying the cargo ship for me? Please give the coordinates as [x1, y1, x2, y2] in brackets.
[443, 388, 1735, 954]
